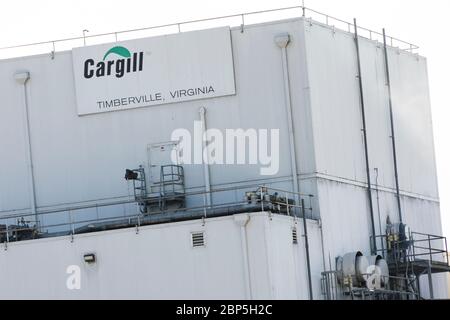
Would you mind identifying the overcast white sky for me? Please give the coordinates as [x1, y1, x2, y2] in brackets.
[1, 0, 449, 240]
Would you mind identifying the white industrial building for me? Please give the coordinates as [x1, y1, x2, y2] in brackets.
[0, 6, 448, 299]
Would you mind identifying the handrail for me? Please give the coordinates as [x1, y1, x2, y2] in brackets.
[0, 5, 419, 59]
[0, 184, 314, 243]
[321, 270, 420, 300]
[371, 232, 449, 266]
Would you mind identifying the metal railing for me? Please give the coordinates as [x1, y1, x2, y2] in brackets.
[321, 270, 420, 300]
[0, 184, 314, 245]
[372, 232, 449, 266]
[0, 5, 419, 59]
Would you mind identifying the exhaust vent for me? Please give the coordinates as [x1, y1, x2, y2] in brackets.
[292, 227, 298, 244]
[191, 232, 205, 247]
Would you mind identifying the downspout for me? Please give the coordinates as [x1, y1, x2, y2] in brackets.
[354, 19, 377, 255]
[275, 33, 312, 300]
[234, 214, 252, 299]
[199, 107, 212, 207]
[301, 198, 314, 300]
[15, 71, 39, 231]
[382, 29, 403, 223]
[275, 33, 300, 209]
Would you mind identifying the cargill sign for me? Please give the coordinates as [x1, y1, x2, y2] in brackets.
[72, 27, 236, 116]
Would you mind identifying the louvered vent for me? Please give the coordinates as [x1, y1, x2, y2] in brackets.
[191, 232, 205, 247]
[292, 227, 298, 244]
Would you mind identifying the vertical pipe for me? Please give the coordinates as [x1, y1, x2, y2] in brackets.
[445, 238, 448, 265]
[275, 34, 301, 210]
[199, 107, 212, 207]
[15, 72, 39, 231]
[427, 260, 434, 299]
[374, 168, 385, 255]
[383, 29, 403, 223]
[354, 19, 377, 255]
[416, 274, 421, 299]
[234, 215, 252, 299]
[302, 199, 313, 300]
[239, 225, 251, 299]
[263, 217, 275, 299]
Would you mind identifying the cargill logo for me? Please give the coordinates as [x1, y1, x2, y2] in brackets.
[84, 46, 144, 79]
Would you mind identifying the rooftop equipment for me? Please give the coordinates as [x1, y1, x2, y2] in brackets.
[125, 164, 186, 213]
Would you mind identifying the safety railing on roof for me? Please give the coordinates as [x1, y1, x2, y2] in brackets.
[321, 270, 420, 300]
[371, 232, 449, 266]
[0, 184, 314, 245]
[0, 5, 419, 59]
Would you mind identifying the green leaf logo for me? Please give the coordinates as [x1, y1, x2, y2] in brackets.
[103, 46, 131, 61]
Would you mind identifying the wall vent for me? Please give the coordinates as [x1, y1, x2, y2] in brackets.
[292, 227, 298, 244]
[191, 232, 205, 247]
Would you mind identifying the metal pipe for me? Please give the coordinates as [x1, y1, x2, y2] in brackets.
[234, 214, 252, 299]
[383, 29, 403, 223]
[427, 260, 434, 299]
[82, 29, 89, 46]
[14, 72, 39, 231]
[302, 199, 313, 300]
[263, 217, 275, 299]
[416, 274, 421, 299]
[199, 107, 212, 207]
[374, 168, 385, 255]
[275, 33, 301, 211]
[354, 19, 377, 255]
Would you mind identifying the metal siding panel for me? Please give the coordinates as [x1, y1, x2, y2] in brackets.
[0, 20, 314, 225]
[388, 50, 439, 198]
[359, 38, 397, 191]
[305, 23, 367, 182]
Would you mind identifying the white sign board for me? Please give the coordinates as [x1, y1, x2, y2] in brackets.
[72, 27, 235, 115]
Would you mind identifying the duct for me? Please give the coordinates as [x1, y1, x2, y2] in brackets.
[337, 251, 369, 286]
[367, 255, 390, 288]
[199, 107, 212, 207]
[14, 71, 39, 231]
[274, 33, 300, 208]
